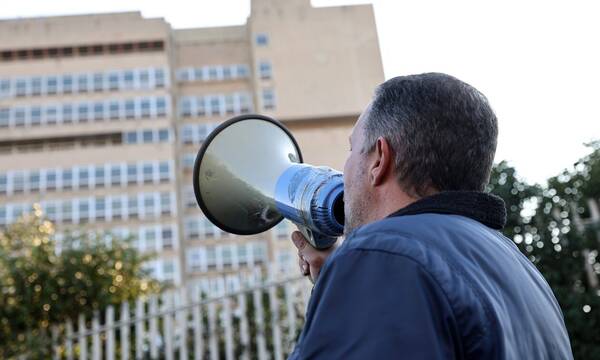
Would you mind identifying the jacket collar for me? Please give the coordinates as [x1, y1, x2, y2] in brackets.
[387, 191, 507, 230]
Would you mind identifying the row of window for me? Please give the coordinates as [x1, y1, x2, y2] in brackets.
[176, 64, 249, 83]
[143, 259, 178, 282]
[0, 192, 175, 225]
[0, 96, 170, 129]
[122, 128, 171, 145]
[178, 92, 253, 118]
[187, 242, 268, 272]
[180, 123, 219, 145]
[0, 67, 168, 99]
[184, 216, 226, 240]
[0, 160, 173, 196]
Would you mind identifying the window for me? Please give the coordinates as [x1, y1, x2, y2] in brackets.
[95, 197, 106, 220]
[127, 164, 138, 184]
[142, 163, 154, 184]
[159, 162, 170, 182]
[253, 243, 267, 263]
[93, 73, 104, 92]
[274, 220, 290, 239]
[46, 170, 57, 190]
[31, 77, 42, 96]
[29, 171, 40, 192]
[0, 206, 6, 226]
[124, 100, 135, 119]
[182, 153, 195, 169]
[45, 202, 58, 222]
[206, 247, 216, 268]
[77, 74, 89, 93]
[154, 68, 166, 88]
[160, 192, 172, 215]
[78, 199, 90, 223]
[139, 69, 150, 88]
[258, 61, 272, 79]
[143, 194, 155, 218]
[158, 129, 169, 142]
[13, 108, 26, 127]
[93, 102, 104, 121]
[183, 187, 196, 208]
[237, 65, 249, 78]
[62, 104, 73, 124]
[62, 169, 73, 190]
[239, 93, 251, 113]
[188, 248, 202, 271]
[262, 88, 275, 110]
[203, 217, 215, 237]
[162, 227, 173, 249]
[180, 98, 193, 117]
[108, 72, 119, 91]
[209, 96, 221, 116]
[255, 33, 269, 46]
[197, 97, 206, 116]
[140, 98, 151, 118]
[177, 68, 190, 82]
[222, 66, 232, 80]
[94, 166, 105, 187]
[46, 106, 58, 125]
[0, 174, 7, 195]
[185, 218, 200, 239]
[208, 67, 219, 81]
[30, 107, 42, 126]
[182, 125, 193, 144]
[127, 196, 138, 219]
[109, 101, 120, 120]
[162, 261, 174, 280]
[123, 71, 135, 89]
[0, 108, 9, 128]
[77, 103, 89, 123]
[110, 165, 122, 186]
[142, 130, 153, 143]
[125, 131, 137, 144]
[12, 172, 25, 193]
[222, 246, 233, 267]
[47, 77, 58, 95]
[194, 68, 204, 81]
[156, 97, 167, 117]
[62, 201, 72, 223]
[62, 75, 73, 94]
[111, 197, 122, 220]
[78, 168, 89, 189]
[15, 78, 28, 97]
[225, 95, 235, 115]
[144, 227, 157, 251]
[0, 80, 10, 97]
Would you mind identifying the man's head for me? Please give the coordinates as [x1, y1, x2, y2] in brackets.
[343, 73, 498, 233]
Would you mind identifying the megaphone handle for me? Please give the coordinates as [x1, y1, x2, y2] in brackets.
[296, 225, 337, 250]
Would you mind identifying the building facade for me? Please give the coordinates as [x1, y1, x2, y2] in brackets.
[0, 0, 384, 289]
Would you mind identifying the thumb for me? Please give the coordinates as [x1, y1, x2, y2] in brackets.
[291, 231, 307, 250]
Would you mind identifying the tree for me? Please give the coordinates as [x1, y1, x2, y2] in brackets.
[0, 206, 160, 358]
[488, 142, 600, 359]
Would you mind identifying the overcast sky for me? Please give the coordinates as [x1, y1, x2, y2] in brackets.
[2, 0, 598, 185]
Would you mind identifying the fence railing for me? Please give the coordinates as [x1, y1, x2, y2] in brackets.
[49, 267, 312, 360]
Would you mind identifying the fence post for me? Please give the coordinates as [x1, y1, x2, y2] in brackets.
[284, 281, 297, 352]
[106, 306, 115, 360]
[78, 314, 87, 360]
[252, 268, 268, 360]
[236, 277, 250, 360]
[177, 288, 189, 360]
[65, 319, 74, 360]
[149, 295, 160, 359]
[121, 302, 130, 360]
[269, 266, 284, 360]
[92, 313, 101, 360]
[208, 300, 219, 360]
[192, 286, 204, 360]
[135, 298, 145, 360]
[223, 296, 234, 360]
[162, 292, 175, 360]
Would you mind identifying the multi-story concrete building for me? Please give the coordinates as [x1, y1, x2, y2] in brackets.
[0, 0, 384, 289]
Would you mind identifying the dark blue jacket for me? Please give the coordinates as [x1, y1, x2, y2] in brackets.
[289, 192, 572, 359]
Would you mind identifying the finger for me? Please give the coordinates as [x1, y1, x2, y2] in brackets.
[298, 257, 309, 276]
[291, 231, 307, 250]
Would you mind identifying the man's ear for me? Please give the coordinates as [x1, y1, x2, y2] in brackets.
[369, 136, 393, 186]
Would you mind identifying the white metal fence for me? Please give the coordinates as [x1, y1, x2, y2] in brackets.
[49, 267, 312, 360]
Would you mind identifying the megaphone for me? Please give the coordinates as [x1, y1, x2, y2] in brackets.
[193, 114, 344, 249]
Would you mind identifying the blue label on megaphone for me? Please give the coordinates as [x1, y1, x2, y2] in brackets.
[275, 164, 344, 248]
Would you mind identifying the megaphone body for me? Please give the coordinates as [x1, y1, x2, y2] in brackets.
[193, 115, 344, 249]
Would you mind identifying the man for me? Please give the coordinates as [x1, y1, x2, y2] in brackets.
[288, 73, 573, 359]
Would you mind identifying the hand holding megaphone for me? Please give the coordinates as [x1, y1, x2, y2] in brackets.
[193, 114, 344, 249]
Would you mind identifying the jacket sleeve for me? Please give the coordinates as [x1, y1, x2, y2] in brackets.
[290, 248, 461, 360]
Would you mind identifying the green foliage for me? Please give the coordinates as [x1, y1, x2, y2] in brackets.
[0, 207, 160, 358]
[488, 142, 600, 360]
